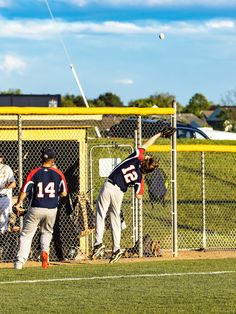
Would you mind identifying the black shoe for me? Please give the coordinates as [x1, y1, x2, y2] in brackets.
[109, 249, 123, 264]
[91, 244, 105, 260]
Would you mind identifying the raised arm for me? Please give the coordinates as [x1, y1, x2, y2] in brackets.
[141, 126, 176, 150]
[140, 133, 162, 150]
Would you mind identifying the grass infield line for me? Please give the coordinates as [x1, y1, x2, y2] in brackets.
[0, 270, 235, 285]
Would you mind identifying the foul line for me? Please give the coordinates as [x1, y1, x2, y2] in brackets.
[0, 271, 235, 285]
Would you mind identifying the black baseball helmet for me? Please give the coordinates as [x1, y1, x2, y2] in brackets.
[42, 148, 55, 161]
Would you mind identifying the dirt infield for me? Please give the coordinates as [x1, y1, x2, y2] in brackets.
[1, 250, 236, 269]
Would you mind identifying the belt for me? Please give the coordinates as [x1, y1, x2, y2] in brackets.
[107, 179, 125, 192]
[107, 178, 114, 185]
[0, 194, 7, 198]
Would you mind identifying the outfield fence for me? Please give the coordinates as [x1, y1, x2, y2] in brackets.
[0, 107, 235, 263]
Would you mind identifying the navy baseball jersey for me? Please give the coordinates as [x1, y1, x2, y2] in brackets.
[108, 148, 145, 195]
[21, 167, 68, 209]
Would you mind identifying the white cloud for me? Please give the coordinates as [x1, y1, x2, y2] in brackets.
[0, 17, 235, 40]
[206, 20, 235, 29]
[0, 0, 11, 8]
[0, 18, 62, 40]
[62, 0, 87, 5]
[0, 54, 27, 74]
[116, 78, 134, 85]
[61, 0, 236, 7]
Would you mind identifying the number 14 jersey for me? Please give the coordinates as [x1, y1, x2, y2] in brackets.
[21, 166, 68, 209]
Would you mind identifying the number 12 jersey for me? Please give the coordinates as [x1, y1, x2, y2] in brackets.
[108, 148, 145, 196]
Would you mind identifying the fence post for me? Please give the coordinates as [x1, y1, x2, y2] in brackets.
[201, 152, 206, 250]
[18, 114, 23, 230]
[137, 115, 143, 258]
[134, 130, 138, 245]
[171, 101, 178, 257]
[18, 115, 23, 190]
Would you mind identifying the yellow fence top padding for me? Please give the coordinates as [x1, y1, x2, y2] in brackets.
[0, 114, 102, 121]
[0, 107, 175, 115]
[147, 144, 236, 153]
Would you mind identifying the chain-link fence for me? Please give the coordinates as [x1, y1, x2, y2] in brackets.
[176, 150, 236, 251]
[0, 107, 235, 264]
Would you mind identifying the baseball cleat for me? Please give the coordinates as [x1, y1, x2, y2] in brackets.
[91, 244, 105, 260]
[14, 261, 23, 270]
[109, 249, 123, 264]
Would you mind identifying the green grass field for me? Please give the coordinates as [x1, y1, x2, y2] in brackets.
[0, 258, 235, 313]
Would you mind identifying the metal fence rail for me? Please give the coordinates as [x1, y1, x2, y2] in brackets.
[0, 107, 235, 264]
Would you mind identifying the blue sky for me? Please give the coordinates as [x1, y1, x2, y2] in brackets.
[0, 0, 236, 106]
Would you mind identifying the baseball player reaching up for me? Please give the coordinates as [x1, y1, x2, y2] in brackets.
[14, 148, 68, 269]
[91, 126, 176, 263]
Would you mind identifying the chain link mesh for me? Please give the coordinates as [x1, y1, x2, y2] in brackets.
[0, 113, 235, 264]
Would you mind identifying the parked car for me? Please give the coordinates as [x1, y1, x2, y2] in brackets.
[198, 127, 236, 140]
[107, 118, 209, 139]
[177, 125, 209, 139]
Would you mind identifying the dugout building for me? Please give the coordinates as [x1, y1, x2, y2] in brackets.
[0, 111, 102, 262]
[0, 94, 61, 107]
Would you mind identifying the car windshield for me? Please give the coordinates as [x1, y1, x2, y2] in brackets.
[177, 128, 207, 139]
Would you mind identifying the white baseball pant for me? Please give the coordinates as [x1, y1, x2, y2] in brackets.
[0, 195, 11, 234]
[95, 181, 124, 253]
[16, 207, 57, 264]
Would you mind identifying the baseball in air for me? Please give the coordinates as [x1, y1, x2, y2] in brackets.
[159, 33, 165, 40]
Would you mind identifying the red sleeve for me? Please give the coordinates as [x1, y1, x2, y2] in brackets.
[137, 147, 145, 161]
[52, 168, 68, 192]
[21, 167, 41, 192]
[136, 176, 145, 196]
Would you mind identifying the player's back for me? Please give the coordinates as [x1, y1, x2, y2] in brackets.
[22, 166, 66, 209]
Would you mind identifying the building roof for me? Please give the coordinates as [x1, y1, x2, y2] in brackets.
[177, 113, 208, 128]
[200, 110, 214, 118]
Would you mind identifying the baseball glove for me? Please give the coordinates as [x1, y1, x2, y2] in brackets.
[160, 126, 176, 138]
[12, 206, 27, 217]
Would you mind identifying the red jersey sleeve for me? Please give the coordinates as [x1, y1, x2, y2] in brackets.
[52, 168, 68, 193]
[137, 147, 145, 160]
[21, 167, 41, 193]
[135, 176, 145, 197]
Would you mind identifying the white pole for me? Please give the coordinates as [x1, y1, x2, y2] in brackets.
[201, 152, 206, 249]
[70, 64, 101, 138]
[137, 116, 143, 258]
[134, 130, 138, 243]
[18, 115, 24, 231]
[171, 100, 178, 257]
[44, 0, 101, 138]
[70, 64, 89, 109]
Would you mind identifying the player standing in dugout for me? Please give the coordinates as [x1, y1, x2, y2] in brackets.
[0, 153, 16, 257]
[13, 148, 68, 269]
[91, 126, 176, 263]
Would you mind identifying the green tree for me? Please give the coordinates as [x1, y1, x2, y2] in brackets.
[60, 95, 76, 107]
[128, 97, 156, 108]
[93, 92, 123, 107]
[128, 92, 183, 112]
[184, 93, 211, 116]
[61, 94, 94, 107]
[0, 89, 21, 94]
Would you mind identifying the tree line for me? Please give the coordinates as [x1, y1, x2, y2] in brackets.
[1, 88, 235, 118]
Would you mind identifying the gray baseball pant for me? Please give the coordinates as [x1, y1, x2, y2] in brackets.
[0, 195, 11, 233]
[16, 207, 57, 264]
[95, 181, 124, 253]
